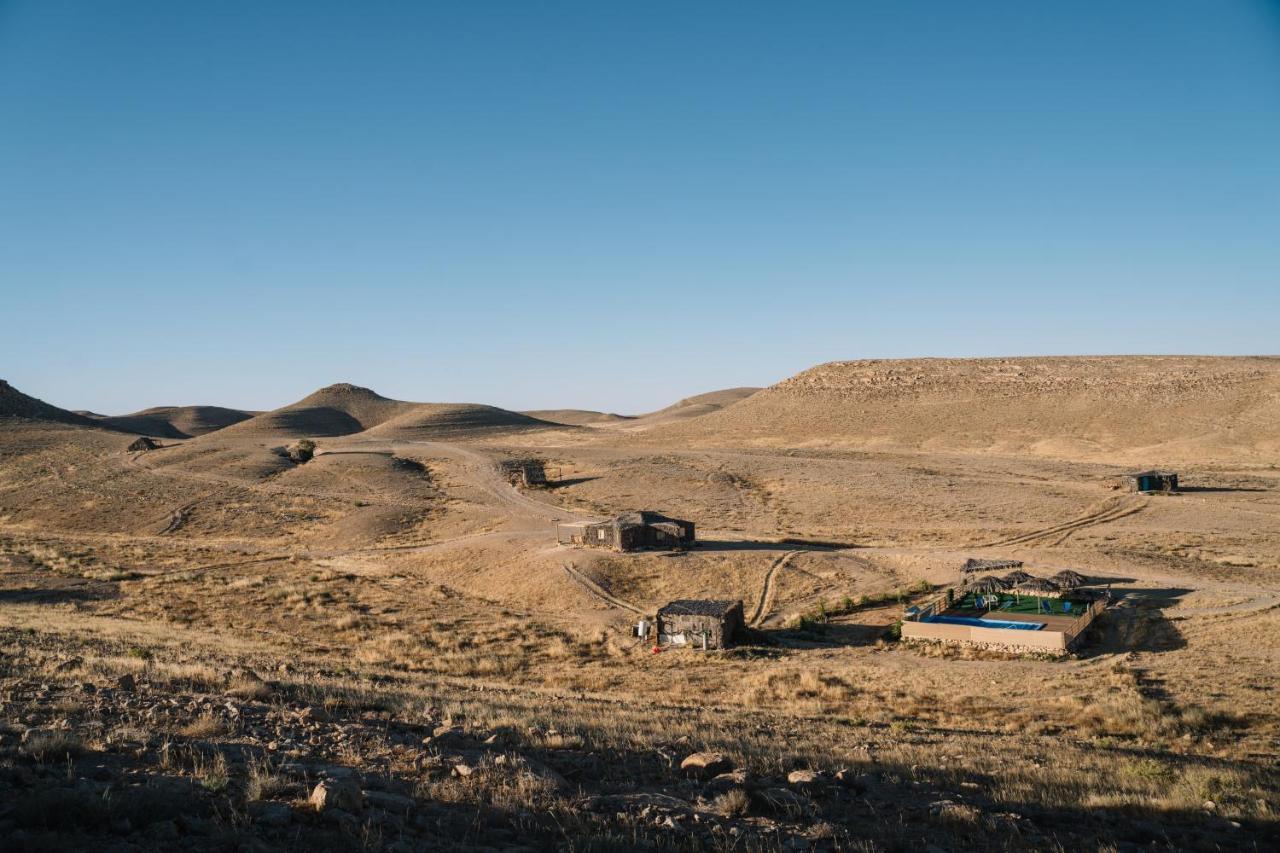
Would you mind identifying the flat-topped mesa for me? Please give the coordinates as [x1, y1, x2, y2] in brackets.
[646, 356, 1280, 463]
[771, 356, 1279, 401]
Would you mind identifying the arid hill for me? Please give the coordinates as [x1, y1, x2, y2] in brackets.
[95, 405, 255, 439]
[649, 357, 1280, 462]
[217, 383, 557, 440]
[220, 383, 418, 438]
[522, 409, 633, 426]
[0, 379, 115, 431]
[363, 403, 558, 439]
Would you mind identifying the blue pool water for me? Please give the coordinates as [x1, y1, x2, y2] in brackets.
[924, 615, 1044, 631]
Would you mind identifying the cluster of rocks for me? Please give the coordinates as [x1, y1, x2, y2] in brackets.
[0, 666, 894, 851]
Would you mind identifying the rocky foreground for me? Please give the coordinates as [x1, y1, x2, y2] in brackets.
[3, 630, 1272, 852]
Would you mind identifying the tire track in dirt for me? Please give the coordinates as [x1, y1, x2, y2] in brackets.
[562, 562, 644, 615]
[979, 496, 1146, 548]
[748, 549, 804, 627]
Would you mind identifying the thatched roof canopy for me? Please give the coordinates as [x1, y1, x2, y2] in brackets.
[1050, 570, 1088, 588]
[968, 576, 1007, 594]
[961, 558, 1024, 575]
[1001, 570, 1033, 585]
[1015, 577, 1061, 595]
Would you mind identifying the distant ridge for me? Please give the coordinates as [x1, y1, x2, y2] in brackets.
[649, 357, 1280, 462]
[97, 405, 255, 438]
[0, 379, 119, 431]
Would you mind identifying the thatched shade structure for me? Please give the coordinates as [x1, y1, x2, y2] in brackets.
[961, 558, 1023, 575]
[1002, 570, 1033, 586]
[968, 576, 1008, 594]
[1015, 577, 1061, 596]
[1051, 570, 1088, 589]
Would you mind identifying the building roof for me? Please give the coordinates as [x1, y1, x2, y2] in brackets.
[610, 510, 692, 529]
[658, 599, 741, 617]
[961, 558, 1023, 574]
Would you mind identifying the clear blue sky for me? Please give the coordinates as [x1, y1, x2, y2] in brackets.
[2, 2, 1278, 415]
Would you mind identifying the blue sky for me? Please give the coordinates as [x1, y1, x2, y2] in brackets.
[2, 1, 1278, 415]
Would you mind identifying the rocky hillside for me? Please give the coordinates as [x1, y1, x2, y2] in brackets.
[0, 380, 114, 431]
[651, 357, 1280, 462]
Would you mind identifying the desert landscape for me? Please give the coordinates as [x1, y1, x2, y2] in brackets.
[0, 355, 1277, 851]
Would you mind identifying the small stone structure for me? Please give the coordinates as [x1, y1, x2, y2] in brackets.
[557, 510, 695, 552]
[656, 599, 744, 649]
[1127, 470, 1178, 493]
[127, 436, 160, 452]
[502, 459, 547, 488]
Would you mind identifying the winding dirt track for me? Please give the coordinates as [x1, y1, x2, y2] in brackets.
[748, 549, 804, 626]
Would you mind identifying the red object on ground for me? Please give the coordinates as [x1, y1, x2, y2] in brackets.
[651, 646, 662, 654]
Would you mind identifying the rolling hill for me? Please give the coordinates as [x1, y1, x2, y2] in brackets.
[649, 357, 1280, 462]
[96, 405, 256, 438]
[219, 383, 418, 437]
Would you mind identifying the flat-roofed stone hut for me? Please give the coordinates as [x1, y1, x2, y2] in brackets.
[657, 599, 743, 649]
[559, 511, 695, 552]
[502, 459, 547, 488]
[1127, 470, 1178, 493]
[127, 436, 160, 452]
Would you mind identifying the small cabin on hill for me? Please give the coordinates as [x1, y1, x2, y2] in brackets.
[1127, 470, 1178, 493]
[502, 459, 547, 488]
[655, 599, 744, 649]
[127, 437, 160, 452]
[558, 511, 695, 552]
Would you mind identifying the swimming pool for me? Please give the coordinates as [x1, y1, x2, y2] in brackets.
[924, 615, 1044, 631]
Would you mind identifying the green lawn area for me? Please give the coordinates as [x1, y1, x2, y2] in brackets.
[956, 592, 1086, 616]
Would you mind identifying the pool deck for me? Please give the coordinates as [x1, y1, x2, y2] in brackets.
[943, 606, 1079, 632]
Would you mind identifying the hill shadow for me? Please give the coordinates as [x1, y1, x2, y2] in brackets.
[1076, 587, 1191, 656]
[0, 585, 113, 605]
[545, 477, 600, 489]
[1178, 485, 1270, 493]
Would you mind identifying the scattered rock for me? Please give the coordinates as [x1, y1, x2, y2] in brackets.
[701, 769, 755, 800]
[365, 790, 415, 813]
[680, 751, 733, 779]
[786, 769, 831, 791]
[253, 802, 293, 827]
[114, 673, 136, 692]
[834, 769, 868, 792]
[310, 777, 363, 813]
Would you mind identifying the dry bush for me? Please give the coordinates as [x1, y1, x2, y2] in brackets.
[227, 675, 272, 700]
[741, 668, 857, 712]
[178, 713, 226, 739]
[246, 755, 291, 801]
[22, 731, 83, 761]
[417, 754, 564, 813]
[714, 787, 750, 818]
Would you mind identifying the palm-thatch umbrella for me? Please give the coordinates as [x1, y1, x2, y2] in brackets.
[967, 575, 1007, 607]
[969, 576, 1007, 593]
[1016, 577, 1061, 614]
[1002, 570, 1033, 586]
[1051, 570, 1088, 589]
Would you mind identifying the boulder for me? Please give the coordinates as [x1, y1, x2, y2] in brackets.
[700, 770, 755, 801]
[309, 777, 362, 813]
[252, 802, 293, 827]
[680, 751, 733, 779]
[786, 769, 832, 792]
[114, 673, 136, 692]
